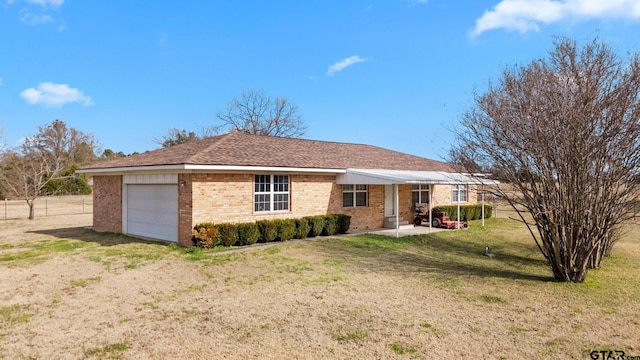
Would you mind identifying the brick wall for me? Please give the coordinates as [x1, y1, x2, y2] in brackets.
[191, 173, 254, 225]
[431, 184, 477, 206]
[328, 184, 386, 230]
[190, 173, 339, 224]
[92, 175, 122, 233]
[188, 173, 389, 232]
[178, 174, 193, 247]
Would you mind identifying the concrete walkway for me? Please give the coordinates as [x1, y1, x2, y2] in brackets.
[349, 224, 464, 237]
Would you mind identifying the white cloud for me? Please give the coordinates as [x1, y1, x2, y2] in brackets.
[326, 55, 368, 76]
[20, 12, 54, 25]
[0, 77, 3, 86]
[25, 0, 63, 8]
[471, 0, 640, 37]
[20, 82, 94, 107]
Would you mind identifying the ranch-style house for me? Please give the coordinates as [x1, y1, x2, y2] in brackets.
[79, 132, 488, 246]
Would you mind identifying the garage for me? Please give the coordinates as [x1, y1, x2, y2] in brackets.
[125, 184, 178, 242]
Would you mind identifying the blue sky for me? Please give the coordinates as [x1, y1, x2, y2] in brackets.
[2, 0, 640, 161]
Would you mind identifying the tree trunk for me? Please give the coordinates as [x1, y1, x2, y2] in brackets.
[27, 200, 35, 220]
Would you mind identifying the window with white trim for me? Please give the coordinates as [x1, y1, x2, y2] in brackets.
[452, 184, 467, 202]
[412, 184, 430, 207]
[254, 175, 290, 212]
[343, 184, 368, 207]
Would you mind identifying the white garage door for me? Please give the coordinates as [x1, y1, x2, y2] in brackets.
[126, 184, 178, 242]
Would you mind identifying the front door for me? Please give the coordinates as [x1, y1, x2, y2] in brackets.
[384, 185, 395, 217]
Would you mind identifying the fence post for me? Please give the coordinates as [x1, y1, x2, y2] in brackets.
[82, 197, 85, 214]
[4, 199, 6, 220]
[45, 198, 48, 217]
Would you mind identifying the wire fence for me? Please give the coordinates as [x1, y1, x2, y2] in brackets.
[1, 195, 93, 220]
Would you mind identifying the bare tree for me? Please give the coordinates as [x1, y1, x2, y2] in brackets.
[215, 89, 307, 138]
[0, 120, 98, 219]
[451, 37, 640, 283]
[153, 128, 199, 148]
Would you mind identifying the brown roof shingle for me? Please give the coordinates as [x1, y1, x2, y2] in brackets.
[81, 132, 456, 172]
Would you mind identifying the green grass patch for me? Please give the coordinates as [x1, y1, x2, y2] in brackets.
[0, 305, 29, 325]
[309, 272, 343, 284]
[509, 325, 529, 333]
[476, 294, 508, 304]
[263, 246, 281, 255]
[419, 322, 443, 337]
[84, 342, 128, 358]
[333, 234, 413, 253]
[71, 276, 101, 287]
[545, 337, 571, 347]
[0, 239, 91, 266]
[334, 330, 368, 343]
[389, 343, 418, 356]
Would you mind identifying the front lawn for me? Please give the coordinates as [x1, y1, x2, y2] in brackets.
[1, 215, 638, 359]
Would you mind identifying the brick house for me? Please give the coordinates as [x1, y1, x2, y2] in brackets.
[79, 132, 487, 246]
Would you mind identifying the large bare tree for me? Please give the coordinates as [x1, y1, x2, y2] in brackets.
[154, 90, 306, 148]
[153, 128, 199, 148]
[451, 37, 640, 283]
[215, 89, 307, 138]
[0, 120, 98, 219]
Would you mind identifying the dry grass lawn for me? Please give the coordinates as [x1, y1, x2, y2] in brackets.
[1, 210, 639, 359]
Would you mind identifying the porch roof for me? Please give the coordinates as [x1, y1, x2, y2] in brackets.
[337, 169, 498, 185]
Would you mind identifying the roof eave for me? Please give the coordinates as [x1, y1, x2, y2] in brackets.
[77, 164, 347, 175]
[337, 169, 500, 185]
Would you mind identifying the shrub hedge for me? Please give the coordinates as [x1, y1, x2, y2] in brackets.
[336, 214, 351, 234]
[321, 214, 338, 236]
[432, 204, 493, 221]
[193, 214, 352, 248]
[306, 216, 325, 237]
[192, 222, 219, 248]
[237, 223, 260, 246]
[257, 220, 277, 243]
[275, 218, 296, 241]
[294, 218, 311, 239]
[216, 223, 239, 247]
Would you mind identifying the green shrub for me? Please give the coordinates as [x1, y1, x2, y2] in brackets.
[257, 220, 277, 243]
[237, 222, 260, 246]
[192, 222, 220, 248]
[321, 215, 338, 236]
[275, 219, 296, 241]
[294, 218, 311, 239]
[216, 223, 239, 247]
[483, 204, 493, 219]
[335, 214, 351, 234]
[433, 204, 493, 221]
[306, 216, 324, 237]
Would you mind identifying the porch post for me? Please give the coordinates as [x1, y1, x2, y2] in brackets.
[456, 187, 461, 229]
[429, 184, 433, 233]
[395, 184, 399, 238]
[482, 192, 485, 227]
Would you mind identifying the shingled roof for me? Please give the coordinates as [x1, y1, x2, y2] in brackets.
[81, 132, 457, 172]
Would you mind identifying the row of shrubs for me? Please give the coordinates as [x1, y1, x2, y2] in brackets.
[192, 214, 352, 248]
[433, 204, 493, 221]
